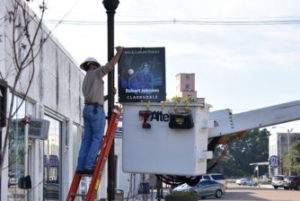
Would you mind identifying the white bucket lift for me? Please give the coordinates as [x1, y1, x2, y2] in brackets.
[122, 100, 300, 176]
[122, 102, 213, 176]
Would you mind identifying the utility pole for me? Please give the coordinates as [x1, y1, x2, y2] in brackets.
[0, 80, 8, 201]
[103, 0, 119, 200]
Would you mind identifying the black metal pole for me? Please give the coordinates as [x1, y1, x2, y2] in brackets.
[0, 129, 2, 201]
[103, 0, 119, 200]
[0, 80, 8, 201]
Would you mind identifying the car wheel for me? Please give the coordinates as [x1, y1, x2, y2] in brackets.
[215, 189, 222, 198]
[201, 196, 206, 199]
[284, 187, 288, 190]
[243, 182, 247, 186]
[274, 186, 278, 189]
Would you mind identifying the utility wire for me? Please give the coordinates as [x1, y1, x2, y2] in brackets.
[43, 18, 300, 26]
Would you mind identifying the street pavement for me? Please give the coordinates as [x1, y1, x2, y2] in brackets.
[118, 182, 299, 201]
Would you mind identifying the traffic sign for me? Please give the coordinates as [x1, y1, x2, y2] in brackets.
[269, 155, 279, 168]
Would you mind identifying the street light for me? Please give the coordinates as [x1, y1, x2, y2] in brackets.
[102, 1, 119, 200]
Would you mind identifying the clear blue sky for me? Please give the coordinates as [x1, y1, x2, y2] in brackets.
[31, 0, 300, 132]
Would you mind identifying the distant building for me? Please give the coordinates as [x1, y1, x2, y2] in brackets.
[269, 132, 300, 176]
[175, 73, 204, 103]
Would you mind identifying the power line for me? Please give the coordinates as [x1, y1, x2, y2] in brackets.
[43, 18, 300, 26]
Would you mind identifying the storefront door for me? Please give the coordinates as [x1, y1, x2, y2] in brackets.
[43, 115, 61, 201]
[8, 96, 26, 201]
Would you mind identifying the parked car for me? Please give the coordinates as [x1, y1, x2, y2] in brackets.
[201, 173, 228, 188]
[236, 178, 259, 186]
[283, 176, 300, 190]
[173, 180, 225, 199]
[272, 175, 285, 189]
[236, 178, 250, 186]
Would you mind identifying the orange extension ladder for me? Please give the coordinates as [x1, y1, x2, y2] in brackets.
[66, 106, 122, 201]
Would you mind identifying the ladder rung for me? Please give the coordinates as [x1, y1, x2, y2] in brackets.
[77, 173, 103, 178]
[77, 173, 95, 177]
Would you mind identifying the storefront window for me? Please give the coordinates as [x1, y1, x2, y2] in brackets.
[72, 124, 82, 174]
[43, 115, 61, 200]
[8, 96, 26, 201]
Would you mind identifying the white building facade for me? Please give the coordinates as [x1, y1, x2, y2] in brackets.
[0, 1, 87, 200]
[0, 1, 145, 200]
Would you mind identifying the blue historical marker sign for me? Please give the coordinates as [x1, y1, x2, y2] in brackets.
[269, 155, 279, 168]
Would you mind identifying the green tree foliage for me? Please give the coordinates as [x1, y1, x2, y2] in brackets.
[282, 136, 300, 174]
[166, 96, 195, 104]
[208, 129, 270, 177]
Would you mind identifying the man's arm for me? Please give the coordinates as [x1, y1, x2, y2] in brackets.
[108, 46, 123, 67]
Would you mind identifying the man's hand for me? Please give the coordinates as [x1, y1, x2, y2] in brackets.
[112, 87, 117, 95]
[109, 46, 124, 67]
[115, 46, 123, 53]
[104, 87, 117, 101]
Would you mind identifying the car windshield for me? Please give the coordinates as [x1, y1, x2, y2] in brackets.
[211, 175, 225, 180]
[274, 176, 284, 180]
[202, 176, 210, 180]
[286, 177, 296, 181]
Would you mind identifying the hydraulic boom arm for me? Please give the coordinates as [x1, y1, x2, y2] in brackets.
[209, 100, 300, 139]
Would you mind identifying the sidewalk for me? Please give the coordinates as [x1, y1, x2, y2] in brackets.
[111, 183, 275, 201]
[112, 188, 170, 201]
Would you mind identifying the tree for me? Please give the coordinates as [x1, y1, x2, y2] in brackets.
[282, 136, 300, 174]
[208, 129, 270, 177]
[0, 0, 47, 178]
[166, 96, 196, 104]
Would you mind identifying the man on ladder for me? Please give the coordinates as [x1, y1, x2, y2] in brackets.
[76, 46, 123, 175]
[67, 46, 123, 201]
